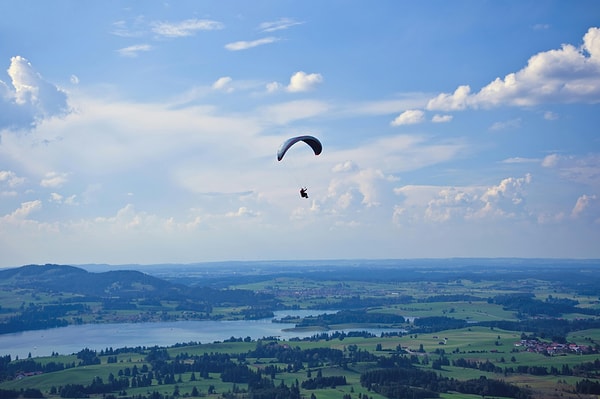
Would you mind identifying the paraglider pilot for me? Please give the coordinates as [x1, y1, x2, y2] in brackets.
[276, 135, 321, 200]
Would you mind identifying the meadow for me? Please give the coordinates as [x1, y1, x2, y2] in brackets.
[2, 327, 599, 399]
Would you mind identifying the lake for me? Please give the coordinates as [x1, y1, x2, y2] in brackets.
[0, 310, 405, 359]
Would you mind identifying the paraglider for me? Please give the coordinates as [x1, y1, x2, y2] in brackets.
[277, 135, 322, 198]
[277, 135, 322, 162]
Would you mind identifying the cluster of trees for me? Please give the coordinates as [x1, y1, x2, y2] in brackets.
[412, 316, 468, 333]
[0, 388, 44, 399]
[488, 293, 599, 318]
[301, 374, 347, 389]
[296, 309, 405, 328]
[58, 375, 130, 397]
[75, 348, 100, 366]
[361, 368, 530, 399]
[292, 330, 379, 342]
[0, 357, 72, 383]
[0, 306, 69, 335]
[99, 346, 148, 356]
[138, 343, 353, 382]
[576, 379, 600, 395]
[419, 294, 482, 303]
[452, 356, 600, 378]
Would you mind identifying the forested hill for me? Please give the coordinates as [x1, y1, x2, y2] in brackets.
[0, 264, 277, 334]
[0, 264, 177, 299]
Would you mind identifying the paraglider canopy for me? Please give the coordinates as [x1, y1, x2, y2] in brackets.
[277, 135, 322, 161]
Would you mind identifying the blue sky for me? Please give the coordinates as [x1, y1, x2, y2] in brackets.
[1, 1, 599, 267]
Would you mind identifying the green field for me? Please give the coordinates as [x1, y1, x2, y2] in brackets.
[2, 326, 600, 399]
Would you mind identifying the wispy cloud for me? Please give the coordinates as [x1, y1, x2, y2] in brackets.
[259, 17, 303, 32]
[259, 99, 330, 124]
[40, 172, 69, 188]
[532, 23, 550, 31]
[117, 44, 152, 57]
[152, 19, 224, 37]
[111, 17, 148, 38]
[489, 118, 521, 131]
[432, 114, 453, 123]
[49, 193, 78, 206]
[212, 76, 234, 93]
[541, 153, 600, 187]
[501, 157, 540, 164]
[225, 206, 260, 218]
[225, 37, 279, 51]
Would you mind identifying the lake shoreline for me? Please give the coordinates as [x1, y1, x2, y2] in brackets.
[0, 310, 407, 359]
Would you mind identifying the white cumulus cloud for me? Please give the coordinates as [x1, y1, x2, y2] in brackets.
[474, 174, 532, 219]
[427, 85, 471, 111]
[0, 170, 25, 187]
[391, 110, 425, 126]
[0, 56, 70, 130]
[286, 71, 323, 92]
[266, 71, 324, 93]
[426, 27, 600, 111]
[571, 194, 597, 218]
[394, 174, 533, 224]
[541, 153, 561, 167]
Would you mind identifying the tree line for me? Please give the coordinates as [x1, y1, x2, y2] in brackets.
[451, 355, 600, 379]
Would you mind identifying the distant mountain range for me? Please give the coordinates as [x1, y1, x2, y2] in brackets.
[0, 263, 280, 303]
